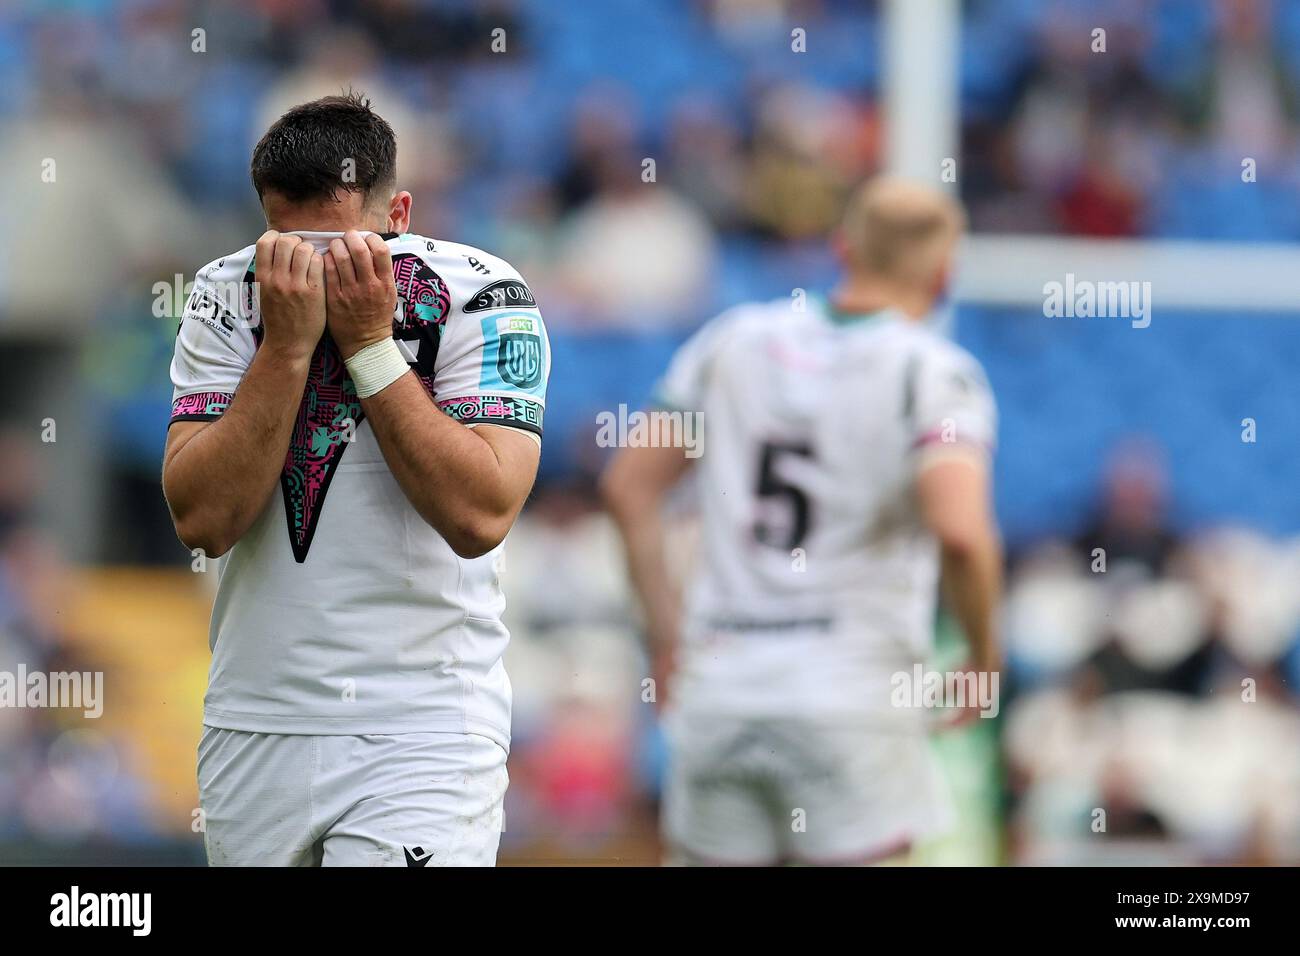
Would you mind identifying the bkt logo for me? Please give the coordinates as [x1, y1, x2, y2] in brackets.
[498, 334, 542, 388]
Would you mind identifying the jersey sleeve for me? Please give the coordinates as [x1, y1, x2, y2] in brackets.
[652, 308, 744, 412]
[432, 261, 549, 440]
[909, 344, 997, 458]
[169, 269, 255, 424]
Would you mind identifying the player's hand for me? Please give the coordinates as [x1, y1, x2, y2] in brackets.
[938, 698, 983, 730]
[254, 230, 326, 360]
[936, 664, 1000, 731]
[649, 639, 678, 712]
[324, 230, 398, 360]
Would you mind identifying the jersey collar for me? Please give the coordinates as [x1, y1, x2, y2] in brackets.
[281, 230, 399, 252]
[820, 294, 885, 326]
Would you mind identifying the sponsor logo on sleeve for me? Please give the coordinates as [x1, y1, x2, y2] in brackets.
[497, 333, 544, 389]
[184, 288, 237, 337]
[464, 279, 537, 313]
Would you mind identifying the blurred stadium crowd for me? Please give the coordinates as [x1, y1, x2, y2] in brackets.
[0, 0, 1298, 864]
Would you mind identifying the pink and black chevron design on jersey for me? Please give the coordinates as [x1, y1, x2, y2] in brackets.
[438, 394, 543, 435]
[246, 250, 449, 563]
[171, 390, 233, 422]
[393, 253, 451, 331]
[390, 252, 449, 397]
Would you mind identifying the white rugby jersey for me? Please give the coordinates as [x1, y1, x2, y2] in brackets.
[169, 232, 549, 747]
[655, 296, 996, 717]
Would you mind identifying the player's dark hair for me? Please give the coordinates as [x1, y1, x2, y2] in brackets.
[250, 91, 397, 205]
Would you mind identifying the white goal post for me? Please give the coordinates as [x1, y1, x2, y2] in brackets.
[882, 0, 1300, 313]
[958, 236, 1300, 312]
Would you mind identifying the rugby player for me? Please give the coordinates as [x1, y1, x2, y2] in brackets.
[163, 93, 549, 866]
[602, 178, 1001, 865]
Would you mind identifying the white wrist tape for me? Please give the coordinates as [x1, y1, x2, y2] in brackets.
[344, 339, 408, 398]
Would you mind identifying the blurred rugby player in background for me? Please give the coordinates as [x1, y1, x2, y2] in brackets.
[603, 178, 1002, 865]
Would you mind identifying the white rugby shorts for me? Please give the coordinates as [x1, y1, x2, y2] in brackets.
[662, 710, 953, 865]
[197, 727, 507, 866]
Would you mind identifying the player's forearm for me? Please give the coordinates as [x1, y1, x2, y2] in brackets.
[916, 457, 1002, 672]
[622, 520, 680, 648]
[601, 444, 695, 655]
[359, 373, 522, 557]
[163, 347, 310, 556]
[939, 530, 1003, 672]
[602, 482, 680, 652]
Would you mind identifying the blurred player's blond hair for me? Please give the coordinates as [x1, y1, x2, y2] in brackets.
[838, 177, 966, 291]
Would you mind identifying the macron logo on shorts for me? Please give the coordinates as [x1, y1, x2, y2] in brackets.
[403, 846, 433, 867]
